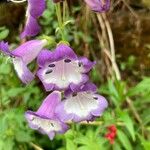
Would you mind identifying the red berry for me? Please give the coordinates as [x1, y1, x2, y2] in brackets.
[108, 125, 117, 132]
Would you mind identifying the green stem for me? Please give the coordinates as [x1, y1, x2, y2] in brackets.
[55, 3, 66, 41]
[63, 0, 66, 23]
[72, 123, 78, 150]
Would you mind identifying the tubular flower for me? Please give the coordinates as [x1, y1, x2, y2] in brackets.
[55, 82, 108, 122]
[0, 39, 47, 84]
[37, 44, 95, 91]
[21, 0, 46, 38]
[84, 0, 110, 12]
[25, 91, 69, 140]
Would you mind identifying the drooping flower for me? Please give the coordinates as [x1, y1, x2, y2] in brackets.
[37, 44, 95, 91]
[25, 91, 69, 140]
[21, 0, 46, 38]
[0, 39, 47, 84]
[55, 82, 108, 122]
[84, 0, 110, 12]
[105, 125, 117, 144]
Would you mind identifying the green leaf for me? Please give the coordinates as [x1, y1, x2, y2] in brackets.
[142, 141, 150, 150]
[127, 77, 150, 96]
[117, 129, 132, 150]
[0, 28, 9, 40]
[119, 111, 135, 141]
[138, 134, 150, 150]
[75, 130, 104, 150]
[15, 130, 32, 142]
[66, 139, 77, 150]
[4, 138, 14, 150]
[113, 141, 122, 150]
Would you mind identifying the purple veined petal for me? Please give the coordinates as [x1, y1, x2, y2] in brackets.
[12, 57, 34, 84]
[37, 44, 95, 91]
[0, 39, 47, 84]
[48, 132, 55, 140]
[20, 15, 41, 39]
[54, 44, 78, 61]
[84, 0, 110, 12]
[79, 57, 96, 73]
[25, 91, 69, 140]
[21, 0, 46, 38]
[12, 39, 47, 64]
[27, 0, 46, 18]
[91, 94, 108, 116]
[67, 82, 97, 96]
[25, 112, 68, 140]
[37, 59, 89, 91]
[0, 41, 13, 56]
[37, 49, 55, 68]
[56, 83, 108, 122]
[36, 91, 61, 118]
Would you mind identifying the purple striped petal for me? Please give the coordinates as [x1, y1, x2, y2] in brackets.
[37, 49, 55, 67]
[36, 91, 61, 118]
[25, 91, 69, 140]
[20, 15, 41, 39]
[21, 0, 46, 38]
[12, 57, 34, 84]
[12, 39, 47, 64]
[0, 40, 47, 84]
[53, 44, 78, 61]
[37, 44, 95, 91]
[56, 83, 108, 122]
[28, 0, 46, 18]
[0, 41, 12, 56]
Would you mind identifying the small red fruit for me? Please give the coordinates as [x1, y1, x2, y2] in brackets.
[105, 125, 117, 144]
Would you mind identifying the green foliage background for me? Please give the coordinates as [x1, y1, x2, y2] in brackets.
[0, 0, 150, 150]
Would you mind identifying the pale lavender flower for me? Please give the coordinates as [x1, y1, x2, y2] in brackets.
[84, 0, 110, 12]
[25, 91, 69, 140]
[0, 39, 47, 84]
[21, 0, 46, 38]
[55, 82, 108, 122]
[37, 44, 95, 91]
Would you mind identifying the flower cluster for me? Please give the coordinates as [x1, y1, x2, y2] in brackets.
[0, 41, 108, 139]
[0, 0, 110, 140]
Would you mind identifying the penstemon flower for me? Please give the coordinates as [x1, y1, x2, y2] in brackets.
[3, 0, 109, 141]
[37, 44, 95, 91]
[84, 0, 110, 12]
[21, 0, 46, 38]
[55, 82, 108, 122]
[0, 39, 47, 84]
[25, 91, 69, 140]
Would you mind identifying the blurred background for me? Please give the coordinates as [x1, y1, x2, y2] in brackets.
[0, 0, 150, 150]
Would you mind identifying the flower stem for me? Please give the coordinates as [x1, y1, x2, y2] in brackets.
[55, 3, 66, 41]
[71, 123, 78, 150]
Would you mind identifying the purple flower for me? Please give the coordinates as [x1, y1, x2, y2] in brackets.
[25, 91, 68, 140]
[55, 82, 108, 122]
[21, 0, 46, 38]
[84, 0, 110, 12]
[37, 44, 95, 91]
[0, 39, 47, 84]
